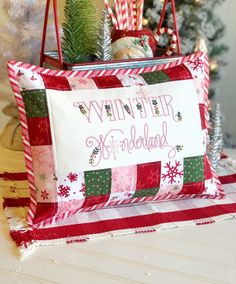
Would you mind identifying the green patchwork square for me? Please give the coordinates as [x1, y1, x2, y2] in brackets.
[133, 188, 159, 198]
[184, 156, 204, 183]
[85, 169, 111, 197]
[140, 71, 170, 85]
[22, 89, 48, 118]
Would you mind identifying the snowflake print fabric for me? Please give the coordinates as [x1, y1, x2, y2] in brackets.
[159, 159, 184, 195]
[8, 52, 224, 228]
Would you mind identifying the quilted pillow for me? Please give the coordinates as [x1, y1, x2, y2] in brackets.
[8, 52, 224, 227]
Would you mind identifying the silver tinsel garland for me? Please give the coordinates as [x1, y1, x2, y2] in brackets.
[96, 10, 112, 61]
[208, 103, 224, 169]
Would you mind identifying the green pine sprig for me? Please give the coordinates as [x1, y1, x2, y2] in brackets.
[62, 0, 99, 64]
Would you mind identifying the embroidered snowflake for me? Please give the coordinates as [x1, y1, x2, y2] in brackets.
[67, 172, 78, 183]
[162, 161, 184, 184]
[108, 137, 120, 161]
[188, 58, 204, 73]
[41, 190, 49, 200]
[58, 185, 71, 198]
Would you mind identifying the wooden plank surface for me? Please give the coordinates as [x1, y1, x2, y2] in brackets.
[0, 144, 236, 284]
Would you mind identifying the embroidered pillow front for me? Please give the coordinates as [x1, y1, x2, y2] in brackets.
[8, 52, 224, 227]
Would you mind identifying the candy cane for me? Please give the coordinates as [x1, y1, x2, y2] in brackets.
[128, 0, 135, 30]
[132, 0, 137, 30]
[124, 0, 130, 29]
[114, 0, 122, 29]
[120, 0, 128, 30]
[103, 0, 118, 29]
[136, 0, 144, 30]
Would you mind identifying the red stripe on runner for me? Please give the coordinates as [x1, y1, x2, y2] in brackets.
[0, 172, 27, 181]
[3, 198, 30, 209]
[10, 203, 236, 247]
[219, 174, 236, 185]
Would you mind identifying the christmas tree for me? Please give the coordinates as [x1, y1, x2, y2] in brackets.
[0, 0, 55, 102]
[144, 0, 229, 98]
[62, 0, 99, 63]
[208, 103, 224, 169]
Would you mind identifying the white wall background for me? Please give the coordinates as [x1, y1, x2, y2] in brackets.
[0, 1, 236, 146]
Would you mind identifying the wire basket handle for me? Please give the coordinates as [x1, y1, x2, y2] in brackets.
[40, 0, 63, 68]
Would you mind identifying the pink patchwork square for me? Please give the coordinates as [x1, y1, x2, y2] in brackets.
[109, 166, 137, 202]
[31, 145, 57, 203]
[117, 74, 147, 87]
[67, 77, 98, 90]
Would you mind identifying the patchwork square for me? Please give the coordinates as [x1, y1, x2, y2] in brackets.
[22, 89, 48, 118]
[133, 188, 159, 198]
[184, 156, 204, 183]
[117, 74, 147, 87]
[56, 171, 85, 202]
[27, 117, 52, 146]
[93, 76, 123, 89]
[8, 52, 224, 227]
[67, 77, 98, 90]
[158, 159, 184, 195]
[41, 74, 71, 90]
[164, 65, 192, 81]
[109, 166, 137, 202]
[84, 169, 111, 197]
[15, 67, 45, 91]
[136, 162, 161, 190]
[140, 71, 170, 84]
[31, 145, 56, 202]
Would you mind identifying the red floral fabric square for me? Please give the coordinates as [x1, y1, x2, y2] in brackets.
[180, 182, 205, 195]
[41, 74, 71, 91]
[93, 76, 124, 89]
[82, 194, 110, 208]
[27, 117, 52, 146]
[136, 162, 161, 190]
[164, 65, 192, 81]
